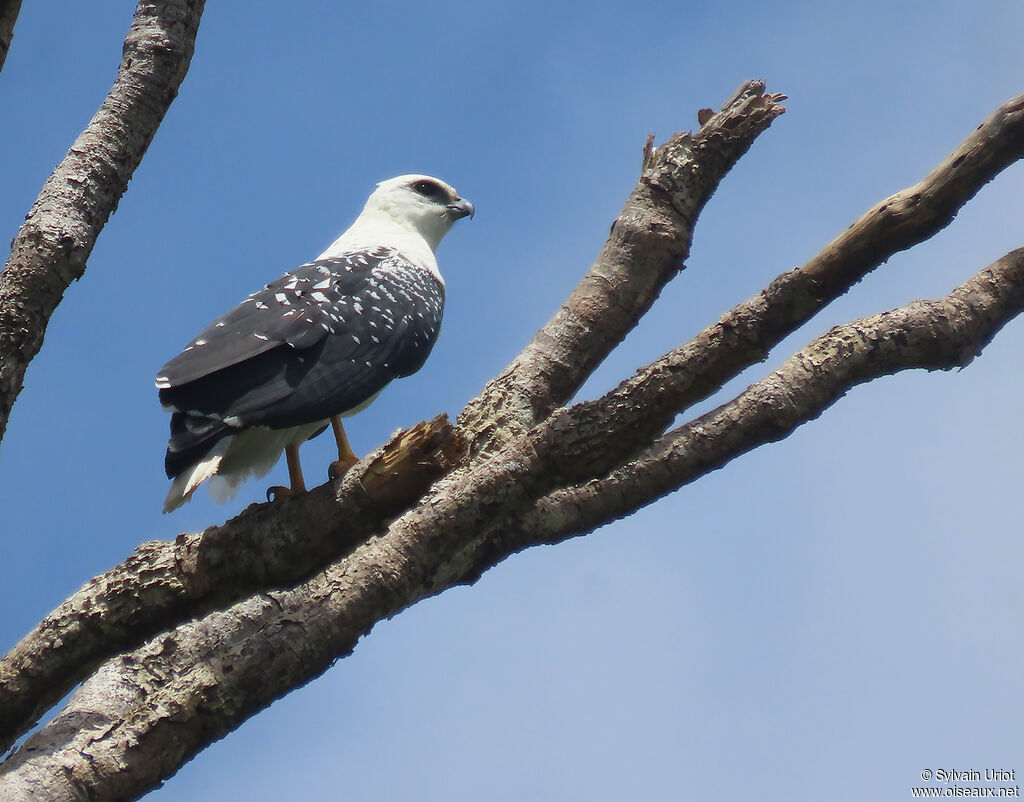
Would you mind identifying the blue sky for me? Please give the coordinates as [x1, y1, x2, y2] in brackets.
[2, 1, 1023, 799]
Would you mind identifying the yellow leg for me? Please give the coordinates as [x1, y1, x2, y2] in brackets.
[285, 442, 306, 493]
[328, 415, 359, 480]
[266, 442, 306, 501]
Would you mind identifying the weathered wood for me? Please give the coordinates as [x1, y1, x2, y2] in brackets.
[0, 414, 456, 755]
[623, 91, 1024, 429]
[0, 0, 204, 444]
[464, 248, 1024, 576]
[457, 80, 787, 458]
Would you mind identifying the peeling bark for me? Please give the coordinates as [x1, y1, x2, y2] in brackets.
[0, 0, 204, 444]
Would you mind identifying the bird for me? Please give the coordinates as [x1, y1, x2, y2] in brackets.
[156, 174, 474, 512]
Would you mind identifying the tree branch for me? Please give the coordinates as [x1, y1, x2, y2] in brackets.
[0, 0, 22, 74]
[595, 90, 1024, 439]
[0, 0, 204, 444]
[441, 85, 1024, 510]
[456, 90, 1024, 464]
[0, 416, 457, 755]
[463, 247, 1024, 575]
[457, 79, 787, 457]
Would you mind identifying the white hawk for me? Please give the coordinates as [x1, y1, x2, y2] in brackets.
[157, 175, 474, 512]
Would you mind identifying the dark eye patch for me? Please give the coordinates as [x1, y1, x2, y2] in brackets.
[412, 179, 449, 201]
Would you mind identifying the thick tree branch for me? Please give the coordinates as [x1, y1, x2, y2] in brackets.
[430, 89, 1024, 515]
[619, 91, 1024, 431]
[4, 247, 1023, 801]
[0, 0, 21, 74]
[457, 90, 1024, 464]
[0, 416, 457, 755]
[456, 92, 1024, 511]
[462, 248, 1024, 574]
[457, 79, 786, 457]
[0, 0, 204, 444]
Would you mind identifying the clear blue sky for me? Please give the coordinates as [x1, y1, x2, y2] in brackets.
[2, 2, 1023, 799]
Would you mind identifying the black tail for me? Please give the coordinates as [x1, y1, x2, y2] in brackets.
[164, 412, 232, 479]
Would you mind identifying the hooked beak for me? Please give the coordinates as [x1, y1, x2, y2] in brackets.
[446, 198, 475, 220]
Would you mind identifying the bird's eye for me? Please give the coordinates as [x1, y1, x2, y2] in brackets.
[412, 179, 447, 200]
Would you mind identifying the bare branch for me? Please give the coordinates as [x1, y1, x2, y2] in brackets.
[457, 80, 787, 457]
[0, 568, 372, 800]
[468, 248, 1024, 571]
[0, 0, 204, 444]
[0, 0, 22, 74]
[624, 91, 1024, 430]
[451, 91, 1024, 508]
[457, 88, 1024, 470]
[0, 416, 457, 754]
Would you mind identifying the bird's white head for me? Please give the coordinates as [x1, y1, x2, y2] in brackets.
[361, 174, 474, 252]
[320, 175, 474, 269]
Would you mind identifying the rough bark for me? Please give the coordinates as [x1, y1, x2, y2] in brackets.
[456, 90, 1024, 461]
[462, 248, 1024, 577]
[0, 417, 457, 756]
[0, 0, 204, 444]
[0, 0, 21, 74]
[588, 90, 1024, 432]
[457, 80, 787, 457]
